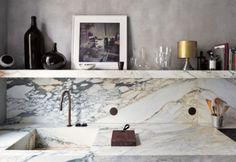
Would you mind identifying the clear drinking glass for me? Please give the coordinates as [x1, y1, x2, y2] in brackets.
[134, 48, 151, 70]
[154, 46, 172, 70]
[129, 56, 137, 70]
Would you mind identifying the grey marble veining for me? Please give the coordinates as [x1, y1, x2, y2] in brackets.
[6, 78, 236, 125]
[7, 78, 199, 125]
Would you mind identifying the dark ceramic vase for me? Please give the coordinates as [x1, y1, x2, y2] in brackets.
[42, 43, 66, 69]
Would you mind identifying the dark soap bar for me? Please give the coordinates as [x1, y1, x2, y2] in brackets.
[111, 130, 136, 146]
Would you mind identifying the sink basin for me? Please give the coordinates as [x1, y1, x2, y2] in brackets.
[218, 128, 236, 142]
[7, 127, 98, 150]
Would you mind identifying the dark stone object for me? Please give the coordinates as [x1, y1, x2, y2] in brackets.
[111, 130, 137, 146]
[42, 43, 66, 69]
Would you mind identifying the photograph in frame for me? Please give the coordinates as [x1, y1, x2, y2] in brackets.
[72, 16, 127, 70]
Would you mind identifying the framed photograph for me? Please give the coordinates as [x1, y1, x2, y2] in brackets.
[71, 15, 127, 70]
[213, 43, 229, 70]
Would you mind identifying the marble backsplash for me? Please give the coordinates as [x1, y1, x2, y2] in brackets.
[6, 78, 236, 125]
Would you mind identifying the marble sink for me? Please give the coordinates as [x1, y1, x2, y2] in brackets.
[7, 127, 98, 150]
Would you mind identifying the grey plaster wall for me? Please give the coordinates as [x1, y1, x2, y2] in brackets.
[0, 79, 6, 124]
[0, 0, 7, 55]
[6, 0, 236, 69]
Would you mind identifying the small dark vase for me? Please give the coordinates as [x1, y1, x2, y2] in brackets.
[42, 43, 67, 69]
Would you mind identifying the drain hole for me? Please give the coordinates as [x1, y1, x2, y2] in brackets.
[188, 107, 196, 116]
[110, 107, 118, 116]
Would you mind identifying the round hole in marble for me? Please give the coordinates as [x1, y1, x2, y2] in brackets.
[188, 107, 197, 116]
[110, 107, 118, 116]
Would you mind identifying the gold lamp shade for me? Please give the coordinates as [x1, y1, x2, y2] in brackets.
[177, 41, 197, 58]
[177, 40, 197, 70]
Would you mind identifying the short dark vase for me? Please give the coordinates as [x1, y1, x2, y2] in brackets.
[42, 43, 66, 69]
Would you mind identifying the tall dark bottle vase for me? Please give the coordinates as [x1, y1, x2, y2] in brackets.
[24, 16, 44, 69]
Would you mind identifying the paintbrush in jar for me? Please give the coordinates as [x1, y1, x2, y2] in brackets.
[214, 98, 222, 117]
[206, 99, 213, 115]
[220, 105, 230, 117]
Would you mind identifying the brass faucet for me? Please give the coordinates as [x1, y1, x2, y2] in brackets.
[60, 90, 72, 127]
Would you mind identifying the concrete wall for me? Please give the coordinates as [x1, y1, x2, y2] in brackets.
[0, 0, 7, 55]
[6, 0, 236, 69]
[0, 79, 6, 124]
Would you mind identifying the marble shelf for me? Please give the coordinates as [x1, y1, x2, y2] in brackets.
[0, 70, 236, 78]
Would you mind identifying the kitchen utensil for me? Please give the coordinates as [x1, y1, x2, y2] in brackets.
[123, 124, 130, 131]
[215, 98, 221, 106]
[214, 98, 222, 117]
[206, 99, 213, 114]
[111, 124, 136, 146]
[217, 105, 221, 117]
[212, 106, 217, 116]
[220, 106, 230, 117]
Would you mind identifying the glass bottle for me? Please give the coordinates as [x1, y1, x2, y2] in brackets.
[24, 16, 45, 69]
[209, 51, 216, 70]
[197, 51, 207, 70]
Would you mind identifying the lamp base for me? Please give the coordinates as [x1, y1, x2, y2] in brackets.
[183, 58, 194, 71]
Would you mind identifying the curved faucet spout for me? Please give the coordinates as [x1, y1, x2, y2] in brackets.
[60, 90, 72, 127]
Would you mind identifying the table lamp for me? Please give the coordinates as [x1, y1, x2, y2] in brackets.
[177, 41, 197, 70]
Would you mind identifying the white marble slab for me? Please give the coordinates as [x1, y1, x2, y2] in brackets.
[6, 78, 236, 125]
[92, 124, 236, 156]
[96, 79, 198, 123]
[8, 128, 99, 152]
[0, 130, 29, 150]
[1, 124, 236, 162]
[7, 79, 199, 125]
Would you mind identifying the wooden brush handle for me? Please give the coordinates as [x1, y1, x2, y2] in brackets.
[206, 99, 213, 114]
[215, 98, 221, 106]
[221, 106, 229, 117]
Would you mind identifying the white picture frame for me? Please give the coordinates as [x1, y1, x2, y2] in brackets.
[71, 15, 127, 70]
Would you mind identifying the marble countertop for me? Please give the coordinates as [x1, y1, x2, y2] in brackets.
[92, 123, 236, 156]
[1, 123, 236, 161]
